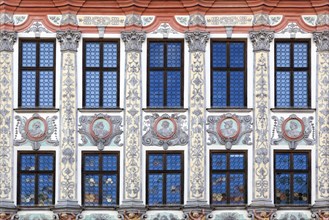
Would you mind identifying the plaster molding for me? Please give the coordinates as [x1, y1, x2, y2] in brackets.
[185, 31, 209, 53]
[60, 13, 78, 26]
[313, 31, 329, 52]
[188, 14, 206, 26]
[269, 15, 283, 26]
[13, 15, 28, 26]
[141, 16, 155, 26]
[250, 30, 274, 52]
[206, 15, 253, 26]
[0, 31, 17, 52]
[48, 15, 62, 26]
[121, 31, 146, 52]
[24, 21, 51, 36]
[152, 23, 179, 38]
[0, 13, 13, 25]
[125, 14, 142, 26]
[77, 15, 125, 27]
[253, 14, 270, 26]
[56, 30, 81, 52]
[175, 16, 189, 26]
[302, 15, 317, 26]
[278, 22, 306, 38]
[317, 14, 329, 26]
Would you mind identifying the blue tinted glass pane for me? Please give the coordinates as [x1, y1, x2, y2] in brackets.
[212, 71, 227, 107]
[86, 43, 100, 67]
[293, 174, 308, 204]
[40, 42, 54, 67]
[149, 43, 164, 67]
[230, 174, 245, 204]
[166, 174, 181, 204]
[149, 154, 164, 170]
[102, 155, 117, 171]
[85, 71, 100, 107]
[84, 155, 100, 171]
[276, 71, 291, 107]
[293, 71, 308, 107]
[39, 71, 54, 107]
[103, 71, 117, 108]
[229, 154, 244, 170]
[22, 42, 36, 67]
[21, 155, 36, 171]
[293, 154, 308, 170]
[102, 174, 117, 205]
[211, 153, 227, 170]
[276, 43, 290, 67]
[294, 43, 308, 68]
[212, 43, 226, 67]
[166, 154, 181, 170]
[275, 173, 290, 204]
[149, 71, 164, 107]
[21, 71, 36, 107]
[20, 174, 35, 205]
[167, 43, 181, 68]
[103, 43, 117, 68]
[167, 71, 181, 107]
[230, 43, 244, 68]
[212, 174, 227, 204]
[275, 153, 290, 170]
[148, 174, 163, 205]
[39, 155, 54, 171]
[84, 174, 99, 206]
[230, 71, 245, 107]
[38, 174, 53, 205]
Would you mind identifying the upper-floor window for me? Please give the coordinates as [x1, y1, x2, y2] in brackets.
[83, 40, 120, 108]
[19, 39, 56, 108]
[18, 152, 55, 206]
[275, 40, 310, 108]
[274, 151, 310, 204]
[211, 40, 247, 108]
[147, 40, 184, 108]
[146, 152, 183, 205]
[210, 151, 247, 205]
[82, 152, 119, 206]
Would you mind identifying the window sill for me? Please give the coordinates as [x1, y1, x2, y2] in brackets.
[14, 108, 59, 113]
[275, 204, 312, 210]
[207, 108, 252, 113]
[143, 108, 188, 113]
[78, 108, 124, 113]
[82, 205, 119, 210]
[271, 108, 316, 113]
[211, 204, 247, 210]
[146, 204, 184, 210]
[17, 205, 54, 210]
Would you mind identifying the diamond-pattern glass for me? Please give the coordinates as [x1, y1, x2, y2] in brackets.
[39, 155, 54, 171]
[103, 43, 117, 68]
[84, 155, 100, 171]
[85, 71, 100, 108]
[212, 71, 227, 107]
[86, 43, 100, 67]
[40, 42, 54, 67]
[149, 43, 164, 67]
[276, 71, 291, 107]
[21, 155, 36, 171]
[22, 42, 37, 67]
[293, 174, 308, 204]
[102, 155, 117, 171]
[103, 71, 117, 108]
[293, 154, 308, 170]
[166, 174, 181, 204]
[167, 43, 181, 67]
[229, 174, 245, 204]
[230, 43, 244, 68]
[230, 71, 245, 107]
[38, 174, 53, 205]
[166, 154, 181, 170]
[212, 42, 227, 67]
[293, 71, 308, 107]
[275, 153, 290, 170]
[211, 153, 227, 170]
[149, 154, 164, 170]
[102, 174, 117, 205]
[229, 154, 244, 170]
[84, 174, 99, 206]
[21, 71, 36, 107]
[294, 43, 308, 68]
[276, 43, 290, 67]
[39, 71, 54, 107]
[20, 174, 36, 206]
[149, 71, 164, 107]
[275, 173, 290, 204]
[212, 174, 227, 204]
[148, 174, 163, 205]
[166, 71, 181, 107]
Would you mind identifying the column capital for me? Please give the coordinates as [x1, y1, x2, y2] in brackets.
[250, 30, 274, 52]
[121, 30, 146, 52]
[313, 31, 329, 52]
[0, 31, 17, 52]
[185, 31, 209, 52]
[56, 30, 81, 52]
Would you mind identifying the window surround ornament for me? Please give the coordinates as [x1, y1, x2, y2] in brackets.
[249, 30, 274, 52]
[185, 31, 209, 52]
[56, 30, 81, 52]
[0, 31, 17, 52]
[313, 31, 329, 52]
[121, 30, 145, 52]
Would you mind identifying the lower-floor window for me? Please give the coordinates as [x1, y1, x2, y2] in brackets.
[210, 151, 247, 205]
[146, 151, 184, 205]
[82, 152, 119, 206]
[18, 152, 55, 206]
[274, 151, 310, 204]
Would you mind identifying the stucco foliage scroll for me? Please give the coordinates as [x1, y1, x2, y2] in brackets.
[79, 113, 123, 150]
[142, 113, 188, 150]
[207, 113, 253, 149]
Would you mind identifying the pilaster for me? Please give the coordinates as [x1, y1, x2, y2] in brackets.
[249, 30, 274, 208]
[120, 30, 145, 208]
[0, 31, 17, 213]
[185, 31, 209, 208]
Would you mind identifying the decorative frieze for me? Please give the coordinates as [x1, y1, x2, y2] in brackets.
[250, 30, 274, 52]
[57, 30, 81, 52]
[185, 31, 209, 52]
[206, 15, 253, 26]
[77, 15, 125, 26]
[121, 31, 145, 52]
[0, 31, 17, 52]
[313, 31, 329, 52]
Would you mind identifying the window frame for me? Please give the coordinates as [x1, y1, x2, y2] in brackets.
[18, 38, 56, 108]
[210, 39, 248, 108]
[209, 150, 248, 205]
[82, 39, 120, 108]
[274, 39, 311, 108]
[274, 150, 311, 205]
[147, 39, 184, 108]
[17, 151, 56, 207]
[146, 151, 184, 205]
[81, 151, 120, 206]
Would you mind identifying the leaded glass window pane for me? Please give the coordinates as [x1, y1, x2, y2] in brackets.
[149, 43, 164, 68]
[39, 43, 54, 67]
[149, 71, 164, 107]
[276, 71, 291, 107]
[39, 71, 54, 107]
[103, 71, 117, 108]
[229, 43, 244, 68]
[230, 71, 245, 107]
[293, 71, 308, 107]
[276, 43, 290, 67]
[148, 174, 163, 204]
[103, 43, 117, 68]
[166, 174, 181, 203]
[85, 71, 100, 107]
[166, 71, 181, 107]
[167, 43, 181, 67]
[22, 42, 37, 67]
[212, 71, 227, 107]
[21, 71, 36, 107]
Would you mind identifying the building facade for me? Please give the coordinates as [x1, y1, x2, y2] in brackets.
[0, 0, 329, 219]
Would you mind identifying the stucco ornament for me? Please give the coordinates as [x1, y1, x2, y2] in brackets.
[0, 13, 13, 24]
[253, 14, 270, 26]
[317, 14, 329, 26]
[271, 114, 315, 149]
[279, 22, 306, 38]
[184, 210, 206, 220]
[189, 14, 206, 26]
[125, 14, 142, 26]
[141, 16, 155, 26]
[56, 30, 81, 52]
[142, 113, 188, 150]
[274, 212, 314, 220]
[313, 210, 329, 220]
[13, 15, 28, 25]
[121, 31, 146, 52]
[61, 13, 78, 26]
[207, 114, 253, 149]
[0, 31, 17, 52]
[118, 211, 143, 220]
[252, 210, 274, 220]
[146, 213, 183, 220]
[14, 113, 59, 150]
[79, 213, 117, 220]
[78, 113, 123, 150]
[24, 21, 51, 35]
[208, 212, 246, 220]
[250, 30, 274, 52]
[185, 31, 209, 52]
[152, 23, 179, 38]
[313, 31, 329, 52]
